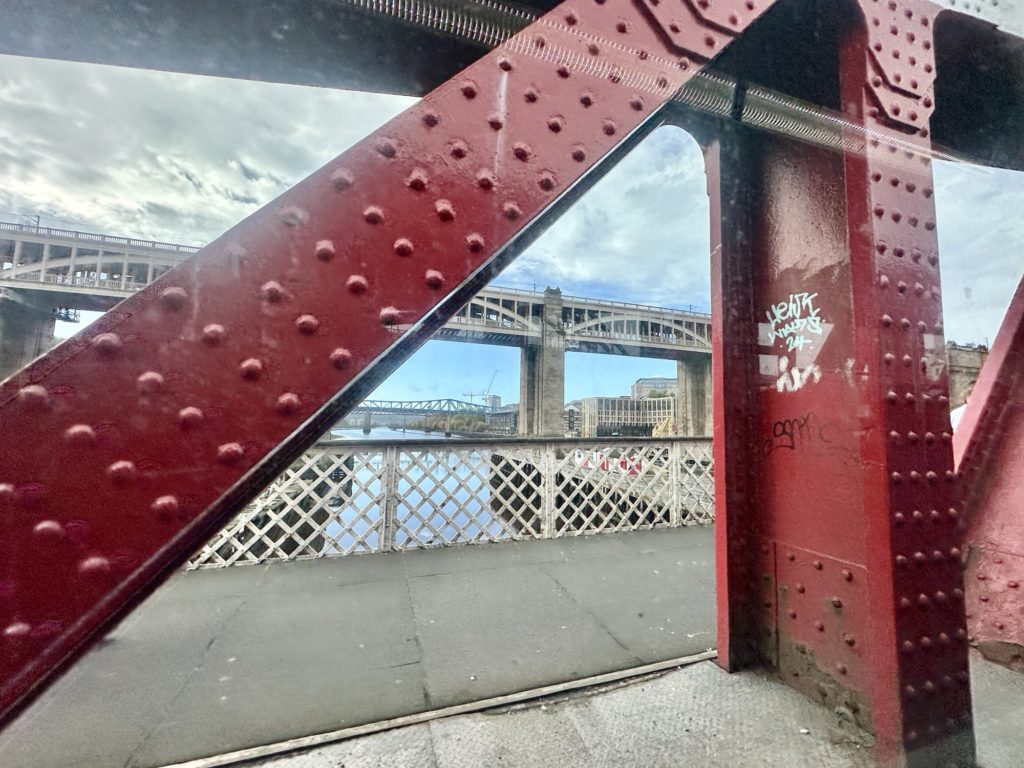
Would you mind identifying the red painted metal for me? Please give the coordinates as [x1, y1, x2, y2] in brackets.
[0, 0, 776, 728]
[954, 273, 1024, 669]
[710, 1, 974, 765]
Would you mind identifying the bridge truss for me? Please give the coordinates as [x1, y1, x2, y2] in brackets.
[1, 2, 1023, 767]
[352, 398, 492, 415]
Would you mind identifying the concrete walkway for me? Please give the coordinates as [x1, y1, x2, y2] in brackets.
[249, 654, 1023, 768]
[0, 526, 716, 768]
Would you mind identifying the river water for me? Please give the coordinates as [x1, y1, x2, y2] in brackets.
[322, 427, 502, 551]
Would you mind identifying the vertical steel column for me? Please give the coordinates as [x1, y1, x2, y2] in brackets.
[711, 2, 974, 765]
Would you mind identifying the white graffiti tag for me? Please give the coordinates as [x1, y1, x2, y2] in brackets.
[765, 292, 824, 352]
[775, 356, 822, 393]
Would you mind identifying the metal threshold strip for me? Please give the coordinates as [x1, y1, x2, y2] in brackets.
[164, 650, 718, 768]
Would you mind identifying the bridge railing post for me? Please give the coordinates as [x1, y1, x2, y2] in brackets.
[541, 441, 557, 539]
[669, 441, 682, 528]
[380, 445, 399, 553]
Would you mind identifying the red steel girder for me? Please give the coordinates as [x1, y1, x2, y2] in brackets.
[0, 0, 775, 728]
[710, 1, 974, 765]
[954, 273, 1024, 669]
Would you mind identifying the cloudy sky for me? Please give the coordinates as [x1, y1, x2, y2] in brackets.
[0, 53, 1020, 406]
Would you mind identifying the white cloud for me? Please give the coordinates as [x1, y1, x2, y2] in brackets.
[0, 54, 415, 243]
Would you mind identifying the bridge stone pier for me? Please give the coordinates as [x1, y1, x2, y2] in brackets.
[677, 353, 712, 437]
[0, 290, 56, 380]
[519, 288, 566, 437]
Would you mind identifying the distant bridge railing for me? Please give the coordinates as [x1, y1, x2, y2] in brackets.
[352, 398, 492, 415]
[188, 437, 714, 569]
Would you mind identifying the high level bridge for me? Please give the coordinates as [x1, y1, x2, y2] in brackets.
[2, 2, 1024, 767]
[0, 221, 712, 435]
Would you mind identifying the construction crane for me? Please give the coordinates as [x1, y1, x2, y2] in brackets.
[463, 369, 499, 410]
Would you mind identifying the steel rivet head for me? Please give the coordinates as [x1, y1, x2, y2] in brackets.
[406, 169, 428, 191]
[538, 172, 556, 192]
[950, 547, 961, 559]
[630, 97, 644, 111]
[422, 110, 439, 127]
[503, 202, 522, 220]
[587, 43, 600, 56]
[93, 333, 123, 355]
[279, 206, 308, 227]
[524, 88, 539, 103]
[902, 640, 915, 653]
[548, 116, 565, 132]
[461, 81, 477, 99]
[330, 168, 354, 190]
[513, 143, 531, 161]
[814, 621, 825, 631]
[380, 307, 401, 326]
[275, 393, 300, 415]
[796, 583, 805, 594]
[424, 270, 445, 290]
[136, 371, 165, 394]
[295, 315, 320, 335]
[363, 206, 384, 224]
[836, 663, 847, 675]
[217, 443, 244, 464]
[571, 147, 587, 162]
[261, 281, 285, 303]
[450, 140, 468, 159]
[899, 597, 911, 609]
[78, 556, 112, 577]
[160, 286, 188, 309]
[896, 555, 908, 566]
[843, 633, 856, 646]
[346, 275, 369, 295]
[435, 200, 456, 221]
[602, 120, 617, 136]
[330, 348, 352, 369]
[0, 483, 14, 503]
[178, 406, 204, 429]
[905, 685, 917, 698]
[580, 94, 593, 108]
[476, 170, 496, 190]
[498, 56, 514, 70]
[16, 385, 51, 411]
[239, 358, 263, 380]
[33, 520, 65, 540]
[557, 66, 570, 79]
[376, 139, 397, 158]
[466, 233, 485, 253]
[107, 460, 136, 483]
[64, 424, 96, 446]
[394, 238, 414, 257]
[831, 597, 843, 608]
[151, 495, 179, 519]
[488, 114, 505, 130]
[197, 322, 225, 346]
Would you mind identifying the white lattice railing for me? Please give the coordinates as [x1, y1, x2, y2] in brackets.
[188, 437, 714, 569]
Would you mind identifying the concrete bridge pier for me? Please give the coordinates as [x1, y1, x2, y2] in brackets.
[519, 288, 565, 436]
[0, 290, 56, 382]
[676, 353, 712, 437]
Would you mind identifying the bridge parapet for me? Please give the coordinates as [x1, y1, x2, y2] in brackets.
[188, 437, 714, 568]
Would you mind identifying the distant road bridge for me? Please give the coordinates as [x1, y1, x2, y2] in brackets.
[352, 399, 491, 416]
[0, 221, 712, 436]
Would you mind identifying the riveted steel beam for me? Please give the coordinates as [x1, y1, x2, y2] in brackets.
[0, 0, 778, 729]
[954, 273, 1024, 671]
